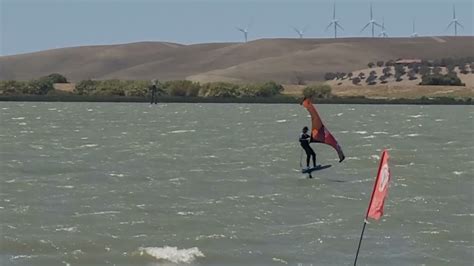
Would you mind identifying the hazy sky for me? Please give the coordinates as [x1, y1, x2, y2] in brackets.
[1, 0, 473, 55]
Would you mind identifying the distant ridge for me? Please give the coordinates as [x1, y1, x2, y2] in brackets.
[1, 37, 473, 83]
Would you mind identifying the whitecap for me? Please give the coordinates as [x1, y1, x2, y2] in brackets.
[74, 211, 120, 217]
[11, 117, 25, 120]
[109, 173, 124, 177]
[345, 157, 360, 160]
[273, 258, 288, 264]
[55, 226, 78, 232]
[373, 131, 388, 134]
[169, 130, 196, 134]
[406, 133, 420, 137]
[362, 135, 375, 139]
[276, 119, 287, 123]
[354, 131, 367, 134]
[56, 185, 74, 189]
[453, 171, 464, 176]
[195, 234, 226, 240]
[371, 155, 380, 160]
[79, 144, 99, 148]
[138, 246, 204, 263]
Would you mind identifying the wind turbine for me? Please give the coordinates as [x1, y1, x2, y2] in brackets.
[410, 19, 418, 37]
[291, 25, 309, 39]
[325, 3, 344, 38]
[378, 18, 388, 37]
[236, 21, 252, 42]
[446, 4, 464, 36]
[360, 3, 382, 37]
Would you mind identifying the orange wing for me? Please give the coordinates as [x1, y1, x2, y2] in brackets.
[302, 98, 345, 162]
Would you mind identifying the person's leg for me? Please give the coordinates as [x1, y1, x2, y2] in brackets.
[310, 148, 316, 167]
[303, 146, 311, 168]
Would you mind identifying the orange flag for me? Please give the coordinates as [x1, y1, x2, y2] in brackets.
[301, 98, 345, 162]
[366, 150, 391, 220]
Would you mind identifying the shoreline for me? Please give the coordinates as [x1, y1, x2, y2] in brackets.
[0, 95, 471, 105]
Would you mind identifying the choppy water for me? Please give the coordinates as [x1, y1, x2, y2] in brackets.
[0, 102, 473, 266]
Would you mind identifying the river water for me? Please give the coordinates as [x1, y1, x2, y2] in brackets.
[0, 102, 473, 266]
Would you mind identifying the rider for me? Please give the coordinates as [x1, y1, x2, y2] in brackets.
[299, 126, 316, 169]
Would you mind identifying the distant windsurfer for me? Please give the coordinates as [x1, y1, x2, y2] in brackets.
[300, 126, 316, 169]
[150, 79, 159, 104]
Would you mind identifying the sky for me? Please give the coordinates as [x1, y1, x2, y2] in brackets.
[1, 0, 473, 56]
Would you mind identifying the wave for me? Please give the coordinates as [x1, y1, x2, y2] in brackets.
[138, 246, 204, 263]
[169, 130, 196, 134]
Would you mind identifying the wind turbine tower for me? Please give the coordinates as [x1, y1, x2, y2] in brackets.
[410, 19, 418, 37]
[446, 4, 464, 36]
[379, 18, 388, 37]
[326, 3, 344, 38]
[360, 3, 382, 37]
[237, 21, 252, 42]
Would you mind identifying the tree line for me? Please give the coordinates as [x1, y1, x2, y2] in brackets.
[324, 56, 473, 86]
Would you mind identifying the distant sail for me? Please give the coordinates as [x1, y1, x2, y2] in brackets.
[301, 98, 345, 162]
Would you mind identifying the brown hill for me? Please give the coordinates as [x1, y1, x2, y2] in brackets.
[1, 37, 473, 83]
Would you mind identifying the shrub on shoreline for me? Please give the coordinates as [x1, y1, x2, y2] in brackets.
[303, 84, 332, 99]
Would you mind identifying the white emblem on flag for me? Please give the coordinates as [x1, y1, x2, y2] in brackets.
[378, 164, 390, 192]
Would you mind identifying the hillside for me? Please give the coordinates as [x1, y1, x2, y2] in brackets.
[1, 37, 473, 83]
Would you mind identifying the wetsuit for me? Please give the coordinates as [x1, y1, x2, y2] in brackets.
[150, 85, 158, 104]
[300, 132, 316, 168]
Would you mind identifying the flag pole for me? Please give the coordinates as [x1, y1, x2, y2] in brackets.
[353, 151, 387, 266]
[353, 219, 368, 266]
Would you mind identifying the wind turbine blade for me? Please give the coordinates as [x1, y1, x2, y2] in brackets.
[452, 4, 456, 19]
[333, 2, 336, 19]
[326, 22, 334, 32]
[374, 22, 383, 28]
[361, 23, 370, 32]
[336, 23, 344, 31]
[445, 21, 454, 31]
[248, 18, 254, 29]
[456, 22, 464, 29]
[370, 3, 373, 20]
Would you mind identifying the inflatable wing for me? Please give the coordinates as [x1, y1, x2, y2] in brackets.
[301, 98, 345, 162]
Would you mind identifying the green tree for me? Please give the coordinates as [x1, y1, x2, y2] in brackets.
[303, 84, 332, 99]
[75, 80, 98, 95]
[324, 72, 337, 81]
[44, 73, 68, 83]
[382, 66, 392, 76]
[26, 79, 55, 95]
[200, 82, 240, 98]
[163, 80, 201, 97]
[352, 77, 361, 85]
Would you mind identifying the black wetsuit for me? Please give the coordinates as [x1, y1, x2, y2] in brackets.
[150, 85, 158, 104]
[300, 132, 316, 168]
